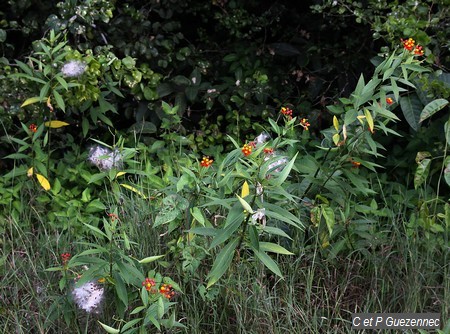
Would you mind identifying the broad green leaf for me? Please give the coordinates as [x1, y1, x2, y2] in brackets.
[414, 158, 431, 190]
[206, 237, 239, 288]
[253, 249, 283, 278]
[400, 94, 422, 131]
[322, 206, 335, 236]
[138, 255, 164, 264]
[326, 104, 345, 115]
[259, 242, 294, 255]
[98, 321, 120, 334]
[44, 120, 70, 128]
[419, 98, 449, 123]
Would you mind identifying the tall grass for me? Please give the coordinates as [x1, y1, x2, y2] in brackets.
[0, 187, 448, 333]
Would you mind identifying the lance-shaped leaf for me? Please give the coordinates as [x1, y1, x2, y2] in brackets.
[44, 120, 70, 128]
[206, 237, 239, 288]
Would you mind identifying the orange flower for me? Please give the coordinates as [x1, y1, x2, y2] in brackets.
[29, 124, 37, 133]
[413, 45, 424, 56]
[401, 38, 415, 51]
[107, 213, 119, 221]
[61, 252, 71, 266]
[142, 278, 156, 291]
[299, 118, 310, 130]
[160, 283, 176, 299]
[351, 160, 361, 168]
[280, 107, 293, 118]
[263, 147, 274, 155]
[242, 143, 253, 156]
[386, 97, 394, 105]
[200, 156, 214, 167]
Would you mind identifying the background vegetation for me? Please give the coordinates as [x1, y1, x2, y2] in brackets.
[0, 0, 449, 333]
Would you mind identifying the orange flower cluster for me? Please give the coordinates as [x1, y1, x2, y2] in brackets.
[29, 124, 37, 133]
[386, 97, 394, 105]
[159, 283, 176, 299]
[263, 147, 274, 155]
[108, 213, 119, 221]
[401, 38, 424, 56]
[280, 107, 293, 118]
[200, 156, 214, 167]
[61, 252, 71, 266]
[299, 118, 310, 130]
[351, 161, 361, 168]
[242, 143, 253, 156]
[142, 278, 156, 292]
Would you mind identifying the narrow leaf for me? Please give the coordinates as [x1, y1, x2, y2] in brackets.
[253, 250, 283, 278]
[21, 96, 44, 107]
[138, 255, 164, 264]
[97, 321, 120, 334]
[206, 237, 239, 288]
[259, 242, 294, 255]
[44, 120, 70, 128]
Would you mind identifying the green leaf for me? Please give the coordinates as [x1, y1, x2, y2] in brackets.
[236, 194, 253, 214]
[157, 296, 164, 319]
[414, 158, 431, 190]
[138, 255, 164, 264]
[322, 206, 335, 236]
[83, 223, 108, 239]
[400, 94, 422, 131]
[419, 99, 449, 123]
[206, 237, 239, 288]
[259, 242, 293, 255]
[253, 250, 283, 279]
[271, 152, 298, 186]
[445, 119, 450, 145]
[53, 90, 65, 112]
[113, 271, 128, 308]
[121, 318, 143, 332]
[248, 225, 259, 251]
[264, 202, 304, 230]
[98, 321, 120, 334]
[190, 207, 205, 226]
[21, 96, 45, 107]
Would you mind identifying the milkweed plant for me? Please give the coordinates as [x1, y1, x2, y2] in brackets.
[6, 34, 448, 332]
